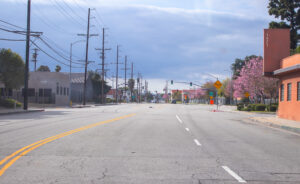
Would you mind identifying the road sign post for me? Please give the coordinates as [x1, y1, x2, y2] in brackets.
[214, 80, 222, 111]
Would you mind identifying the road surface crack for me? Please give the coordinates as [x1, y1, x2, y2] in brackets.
[98, 168, 108, 181]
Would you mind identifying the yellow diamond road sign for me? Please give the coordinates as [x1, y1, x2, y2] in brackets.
[244, 92, 250, 98]
[214, 80, 222, 89]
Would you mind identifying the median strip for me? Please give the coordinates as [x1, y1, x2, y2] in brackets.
[0, 114, 136, 177]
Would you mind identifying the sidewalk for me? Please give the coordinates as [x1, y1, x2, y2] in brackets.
[247, 116, 300, 135]
[0, 108, 44, 116]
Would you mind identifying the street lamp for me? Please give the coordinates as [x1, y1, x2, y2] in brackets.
[70, 40, 85, 107]
[224, 69, 234, 105]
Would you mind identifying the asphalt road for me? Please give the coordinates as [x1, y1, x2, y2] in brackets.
[0, 104, 300, 184]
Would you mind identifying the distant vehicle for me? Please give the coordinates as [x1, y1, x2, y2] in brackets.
[171, 100, 176, 104]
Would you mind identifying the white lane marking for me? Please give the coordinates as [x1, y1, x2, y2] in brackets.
[222, 166, 247, 183]
[194, 139, 201, 146]
[176, 115, 183, 123]
[185, 128, 190, 132]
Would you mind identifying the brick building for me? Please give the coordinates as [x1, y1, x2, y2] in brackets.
[263, 29, 300, 121]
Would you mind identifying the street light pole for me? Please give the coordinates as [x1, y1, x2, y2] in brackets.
[70, 40, 85, 107]
[69, 43, 72, 107]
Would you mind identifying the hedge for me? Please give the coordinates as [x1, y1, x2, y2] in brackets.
[237, 103, 244, 111]
[0, 98, 22, 108]
[267, 105, 278, 112]
[255, 104, 266, 111]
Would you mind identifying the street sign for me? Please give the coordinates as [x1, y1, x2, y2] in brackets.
[244, 92, 250, 98]
[209, 91, 214, 96]
[210, 96, 213, 100]
[214, 80, 222, 89]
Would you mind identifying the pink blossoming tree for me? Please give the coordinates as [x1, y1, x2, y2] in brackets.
[233, 57, 278, 103]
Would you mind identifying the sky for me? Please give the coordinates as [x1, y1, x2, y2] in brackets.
[0, 0, 273, 92]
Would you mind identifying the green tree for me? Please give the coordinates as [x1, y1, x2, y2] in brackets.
[202, 81, 216, 99]
[217, 78, 230, 97]
[269, 21, 290, 29]
[128, 79, 135, 100]
[268, 0, 300, 49]
[0, 49, 25, 96]
[55, 65, 61, 72]
[172, 90, 182, 101]
[37, 65, 50, 72]
[144, 92, 154, 102]
[89, 71, 111, 102]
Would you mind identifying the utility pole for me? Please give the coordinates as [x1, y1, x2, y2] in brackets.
[77, 9, 99, 105]
[115, 45, 120, 103]
[31, 48, 38, 72]
[24, 0, 31, 110]
[82, 8, 91, 106]
[140, 74, 143, 103]
[101, 28, 105, 104]
[131, 62, 134, 102]
[137, 73, 140, 103]
[95, 28, 111, 104]
[121, 56, 130, 103]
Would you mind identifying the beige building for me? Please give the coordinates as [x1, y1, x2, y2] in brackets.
[27, 72, 70, 106]
[1, 72, 70, 106]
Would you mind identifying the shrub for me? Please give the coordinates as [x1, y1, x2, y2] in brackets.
[106, 98, 116, 103]
[255, 104, 266, 111]
[0, 98, 22, 108]
[267, 105, 278, 112]
[244, 106, 252, 111]
[237, 103, 244, 111]
[247, 104, 255, 111]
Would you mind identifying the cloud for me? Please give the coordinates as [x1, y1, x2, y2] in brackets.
[0, 0, 270, 92]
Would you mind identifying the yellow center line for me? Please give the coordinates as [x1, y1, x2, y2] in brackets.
[0, 113, 136, 177]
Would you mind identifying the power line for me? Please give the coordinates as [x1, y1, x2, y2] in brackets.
[0, 19, 26, 30]
[38, 37, 70, 61]
[49, 0, 85, 27]
[60, 0, 86, 22]
[0, 38, 25, 41]
[31, 41, 84, 68]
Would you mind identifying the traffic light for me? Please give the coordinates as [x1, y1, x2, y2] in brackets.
[171, 80, 173, 85]
[190, 82, 192, 87]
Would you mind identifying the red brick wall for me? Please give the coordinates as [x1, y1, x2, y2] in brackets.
[278, 72, 300, 121]
[263, 29, 290, 75]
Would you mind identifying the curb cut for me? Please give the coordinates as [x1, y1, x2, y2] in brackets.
[243, 118, 300, 135]
[0, 109, 45, 116]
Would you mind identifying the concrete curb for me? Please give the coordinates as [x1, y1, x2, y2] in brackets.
[0, 109, 45, 116]
[243, 118, 300, 135]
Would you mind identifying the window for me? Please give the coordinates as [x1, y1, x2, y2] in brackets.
[22, 88, 35, 97]
[297, 82, 300, 101]
[39, 88, 44, 97]
[44, 89, 52, 97]
[280, 84, 284, 102]
[287, 83, 292, 101]
[56, 83, 59, 95]
[60, 87, 63, 95]
[67, 88, 69, 96]
[64, 87, 66, 96]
